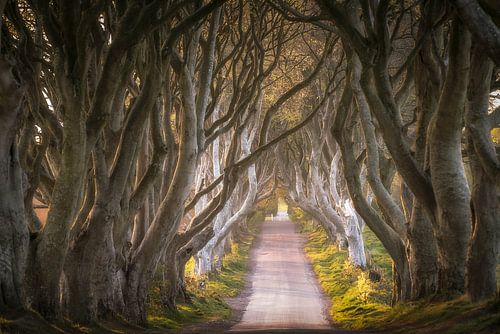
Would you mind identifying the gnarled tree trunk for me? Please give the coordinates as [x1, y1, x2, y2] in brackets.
[408, 10, 442, 299]
[0, 57, 28, 310]
[64, 199, 120, 323]
[465, 45, 498, 302]
[124, 64, 199, 324]
[428, 20, 472, 297]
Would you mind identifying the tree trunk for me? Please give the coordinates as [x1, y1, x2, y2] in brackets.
[344, 205, 366, 269]
[327, 152, 361, 260]
[160, 245, 181, 313]
[194, 201, 231, 276]
[212, 237, 227, 272]
[195, 246, 213, 276]
[429, 19, 471, 297]
[466, 161, 499, 301]
[408, 206, 438, 299]
[353, 55, 406, 241]
[197, 127, 258, 274]
[0, 58, 28, 310]
[124, 64, 199, 324]
[392, 259, 411, 306]
[337, 127, 411, 301]
[64, 72, 157, 323]
[408, 15, 441, 299]
[26, 77, 87, 320]
[465, 45, 498, 302]
[64, 201, 119, 323]
[174, 254, 190, 304]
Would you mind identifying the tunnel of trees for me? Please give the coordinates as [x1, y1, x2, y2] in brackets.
[0, 0, 499, 327]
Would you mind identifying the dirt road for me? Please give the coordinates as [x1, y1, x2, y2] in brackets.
[229, 216, 331, 332]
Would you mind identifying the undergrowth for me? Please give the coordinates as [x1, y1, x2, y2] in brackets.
[298, 218, 500, 333]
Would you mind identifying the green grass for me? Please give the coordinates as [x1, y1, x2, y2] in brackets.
[300, 222, 392, 329]
[363, 224, 392, 276]
[146, 211, 262, 330]
[297, 216, 500, 333]
[147, 295, 230, 329]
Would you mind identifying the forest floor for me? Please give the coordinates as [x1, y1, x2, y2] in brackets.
[298, 217, 500, 334]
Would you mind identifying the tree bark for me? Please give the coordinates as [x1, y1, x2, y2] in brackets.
[354, 57, 406, 240]
[26, 70, 87, 321]
[160, 244, 182, 313]
[343, 200, 366, 269]
[65, 200, 119, 323]
[428, 19, 471, 297]
[327, 151, 366, 267]
[0, 58, 28, 310]
[408, 13, 442, 299]
[465, 45, 498, 302]
[451, 0, 500, 66]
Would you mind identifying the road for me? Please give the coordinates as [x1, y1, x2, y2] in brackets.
[230, 215, 331, 332]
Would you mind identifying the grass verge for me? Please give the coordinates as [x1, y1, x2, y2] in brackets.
[299, 220, 392, 329]
[298, 218, 500, 333]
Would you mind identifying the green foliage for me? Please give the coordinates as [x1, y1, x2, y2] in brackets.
[357, 272, 375, 304]
[492, 128, 500, 144]
[147, 296, 228, 330]
[187, 241, 250, 299]
[289, 206, 310, 222]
